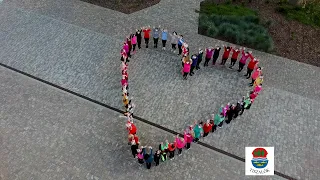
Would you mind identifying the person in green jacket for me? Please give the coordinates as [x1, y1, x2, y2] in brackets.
[214, 113, 225, 129]
[193, 121, 204, 142]
[244, 93, 252, 110]
[159, 140, 169, 161]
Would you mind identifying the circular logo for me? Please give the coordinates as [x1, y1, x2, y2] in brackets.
[251, 148, 268, 168]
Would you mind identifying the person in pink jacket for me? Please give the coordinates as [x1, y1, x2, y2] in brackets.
[185, 127, 193, 150]
[175, 133, 187, 155]
[131, 34, 137, 53]
[254, 84, 262, 94]
[249, 67, 262, 86]
[121, 76, 128, 87]
[238, 48, 253, 72]
[183, 59, 192, 80]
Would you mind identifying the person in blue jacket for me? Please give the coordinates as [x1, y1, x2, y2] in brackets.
[161, 29, 168, 50]
[190, 54, 198, 76]
[177, 35, 184, 55]
[143, 146, 154, 169]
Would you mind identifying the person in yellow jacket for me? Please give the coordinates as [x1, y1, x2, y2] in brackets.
[253, 75, 263, 88]
[123, 95, 129, 106]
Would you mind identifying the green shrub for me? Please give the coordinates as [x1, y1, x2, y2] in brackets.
[200, 3, 257, 16]
[207, 24, 219, 37]
[276, 2, 320, 27]
[198, 1, 275, 52]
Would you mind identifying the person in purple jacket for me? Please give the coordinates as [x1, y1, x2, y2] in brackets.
[190, 54, 198, 76]
[204, 47, 214, 66]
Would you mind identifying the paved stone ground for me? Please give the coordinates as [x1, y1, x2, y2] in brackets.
[0, 66, 285, 180]
[0, 0, 320, 179]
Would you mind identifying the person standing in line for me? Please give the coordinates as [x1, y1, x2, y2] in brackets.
[254, 84, 263, 94]
[143, 146, 154, 169]
[170, 31, 178, 53]
[182, 43, 189, 57]
[129, 134, 139, 158]
[234, 101, 242, 119]
[131, 34, 137, 54]
[229, 47, 241, 69]
[204, 47, 214, 66]
[159, 140, 169, 161]
[203, 120, 213, 137]
[209, 114, 216, 132]
[143, 26, 151, 48]
[221, 45, 232, 65]
[127, 36, 132, 57]
[123, 42, 130, 59]
[196, 48, 204, 70]
[238, 48, 253, 72]
[249, 67, 262, 86]
[226, 104, 236, 124]
[175, 133, 187, 156]
[244, 92, 253, 110]
[239, 96, 245, 115]
[120, 49, 128, 63]
[185, 128, 193, 150]
[212, 45, 221, 66]
[167, 141, 176, 160]
[214, 113, 224, 129]
[135, 28, 142, 49]
[193, 121, 204, 142]
[245, 58, 259, 79]
[152, 26, 160, 48]
[136, 147, 144, 165]
[154, 150, 161, 166]
[190, 54, 198, 76]
[183, 58, 192, 80]
[161, 28, 168, 50]
[177, 35, 184, 55]
[253, 75, 264, 88]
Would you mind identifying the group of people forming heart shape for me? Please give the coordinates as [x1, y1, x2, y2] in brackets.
[120, 25, 264, 169]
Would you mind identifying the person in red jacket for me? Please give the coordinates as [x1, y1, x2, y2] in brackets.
[229, 47, 241, 69]
[167, 140, 176, 160]
[203, 120, 213, 137]
[245, 58, 259, 79]
[143, 26, 151, 48]
[221, 45, 232, 65]
[126, 120, 137, 135]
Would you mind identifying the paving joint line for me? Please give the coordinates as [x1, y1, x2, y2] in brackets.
[0, 62, 296, 180]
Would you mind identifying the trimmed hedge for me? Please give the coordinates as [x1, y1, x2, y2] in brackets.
[198, 3, 274, 52]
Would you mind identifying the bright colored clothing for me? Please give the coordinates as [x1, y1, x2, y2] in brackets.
[247, 59, 258, 70]
[175, 133, 187, 149]
[239, 51, 253, 64]
[251, 68, 261, 80]
[129, 123, 137, 134]
[121, 79, 127, 86]
[203, 123, 213, 133]
[123, 44, 129, 53]
[214, 114, 224, 125]
[206, 49, 214, 58]
[222, 47, 232, 59]
[231, 49, 240, 60]
[167, 142, 176, 151]
[159, 142, 169, 151]
[143, 29, 151, 38]
[254, 77, 263, 88]
[183, 62, 191, 73]
[178, 38, 184, 45]
[131, 36, 137, 44]
[254, 85, 262, 94]
[193, 125, 203, 139]
[185, 133, 193, 143]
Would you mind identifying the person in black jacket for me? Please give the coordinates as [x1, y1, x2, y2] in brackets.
[136, 28, 142, 49]
[154, 150, 161, 166]
[212, 46, 221, 65]
[239, 96, 245, 115]
[234, 101, 242, 119]
[226, 104, 235, 124]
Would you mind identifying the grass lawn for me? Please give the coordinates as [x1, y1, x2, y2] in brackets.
[198, 1, 274, 52]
